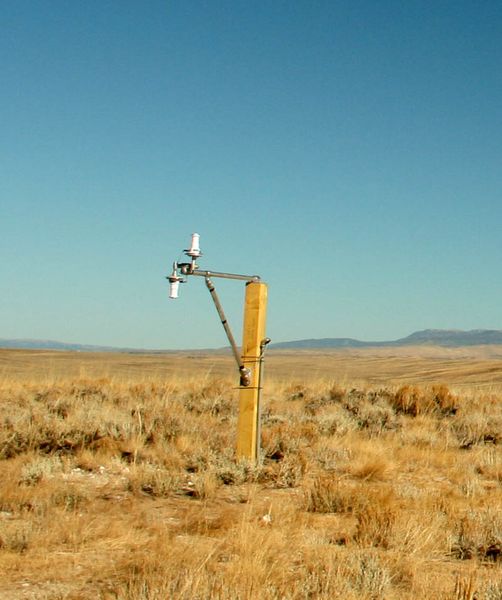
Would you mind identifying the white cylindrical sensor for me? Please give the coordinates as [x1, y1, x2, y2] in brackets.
[187, 232, 201, 257]
[169, 280, 180, 299]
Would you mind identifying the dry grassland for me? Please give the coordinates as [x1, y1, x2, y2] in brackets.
[0, 348, 501, 599]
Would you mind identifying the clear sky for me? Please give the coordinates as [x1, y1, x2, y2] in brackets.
[1, 1, 501, 349]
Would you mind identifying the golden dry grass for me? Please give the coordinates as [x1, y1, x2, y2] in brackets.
[0, 349, 501, 599]
[4, 345, 502, 388]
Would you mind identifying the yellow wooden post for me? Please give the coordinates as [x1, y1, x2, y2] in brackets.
[236, 281, 268, 461]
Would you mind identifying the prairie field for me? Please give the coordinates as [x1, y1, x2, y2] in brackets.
[0, 348, 501, 599]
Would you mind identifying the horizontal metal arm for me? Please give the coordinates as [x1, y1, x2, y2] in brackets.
[191, 269, 260, 282]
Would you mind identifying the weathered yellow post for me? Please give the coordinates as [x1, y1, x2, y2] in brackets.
[236, 281, 268, 461]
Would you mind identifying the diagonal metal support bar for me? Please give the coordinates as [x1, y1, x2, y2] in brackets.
[204, 277, 251, 386]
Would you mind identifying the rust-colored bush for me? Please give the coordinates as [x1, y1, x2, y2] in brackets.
[391, 385, 458, 417]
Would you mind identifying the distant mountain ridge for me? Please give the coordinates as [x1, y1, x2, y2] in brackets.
[0, 339, 126, 352]
[2, 330, 502, 352]
[271, 329, 502, 349]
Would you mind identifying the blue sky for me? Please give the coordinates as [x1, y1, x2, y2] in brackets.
[1, 1, 501, 349]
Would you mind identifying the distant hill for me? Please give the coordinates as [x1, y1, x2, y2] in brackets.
[0, 339, 124, 352]
[271, 329, 502, 349]
[3, 329, 502, 352]
[397, 329, 502, 346]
